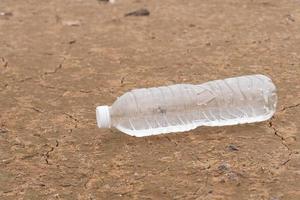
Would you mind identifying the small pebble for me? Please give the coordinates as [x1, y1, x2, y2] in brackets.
[62, 20, 81, 26]
[0, 128, 8, 133]
[270, 197, 280, 200]
[125, 8, 150, 17]
[218, 162, 230, 172]
[227, 144, 239, 151]
[0, 12, 13, 16]
[98, 0, 115, 3]
[68, 40, 76, 44]
[285, 14, 295, 22]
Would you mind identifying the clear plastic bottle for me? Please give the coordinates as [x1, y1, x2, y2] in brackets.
[96, 74, 277, 137]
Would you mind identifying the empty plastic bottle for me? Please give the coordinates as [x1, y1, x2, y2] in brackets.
[96, 74, 277, 137]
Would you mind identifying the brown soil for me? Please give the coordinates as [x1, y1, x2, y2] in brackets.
[0, 0, 299, 199]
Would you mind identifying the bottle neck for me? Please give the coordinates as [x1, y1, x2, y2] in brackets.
[96, 106, 111, 128]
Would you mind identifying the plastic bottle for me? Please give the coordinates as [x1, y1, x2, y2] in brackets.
[96, 74, 277, 137]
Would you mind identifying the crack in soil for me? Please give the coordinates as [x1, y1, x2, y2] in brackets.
[39, 84, 67, 92]
[44, 140, 59, 165]
[31, 107, 44, 113]
[44, 63, 63, 75]
[269, 103, 300, 166]
[164, 135, 178, 146]
[269, 116, 293, 166]
[43, 40, 74, 77]
[268, 118, 291, 152]
[79, 89, 92, 93]
[63, 112, 80, 132]
[267, 103, 300, 166]
[280, 103, 300, 112]
[64, 112, 80, 123]
[26, 106, 44, 113]
[19, 77, 33, 83]
[269, 103, 300, 159]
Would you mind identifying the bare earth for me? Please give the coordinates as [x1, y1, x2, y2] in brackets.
[0, 0, 300, 199]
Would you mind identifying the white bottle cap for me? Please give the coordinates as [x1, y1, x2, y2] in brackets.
[96, 106, 111, 128]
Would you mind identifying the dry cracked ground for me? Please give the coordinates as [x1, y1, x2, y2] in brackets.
[0, 0, 300, 199]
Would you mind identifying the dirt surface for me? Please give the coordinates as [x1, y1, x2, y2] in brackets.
[0, 0, 300, 199]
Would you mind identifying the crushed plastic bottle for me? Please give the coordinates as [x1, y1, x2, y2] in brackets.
[96, 74, 277, 137]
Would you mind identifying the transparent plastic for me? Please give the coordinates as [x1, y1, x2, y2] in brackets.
[96, 74, 277, 137]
